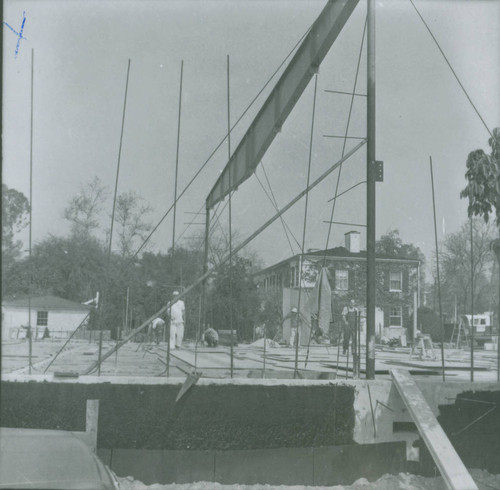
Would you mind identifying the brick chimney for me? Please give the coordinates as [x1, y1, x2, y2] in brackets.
[345, 231, 360, 253]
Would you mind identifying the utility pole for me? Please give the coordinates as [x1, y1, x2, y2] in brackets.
[366, 0, 376, 379]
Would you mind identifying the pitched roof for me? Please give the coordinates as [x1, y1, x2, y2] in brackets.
[255, 246, 421, 276]
[2, 295, 93, 311]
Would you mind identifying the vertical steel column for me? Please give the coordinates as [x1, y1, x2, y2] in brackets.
[366, 0, 376, 380]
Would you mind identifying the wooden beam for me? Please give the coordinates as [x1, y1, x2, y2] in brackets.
[85, 399, 99, 453]
[391, 369, 477, 490]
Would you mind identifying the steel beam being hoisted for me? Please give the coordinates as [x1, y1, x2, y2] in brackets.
[205, 0, 359, 210]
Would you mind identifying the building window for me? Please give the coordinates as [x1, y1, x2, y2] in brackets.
[389, 271, 402, 291]
[290, 266, 299, 287]
[335, 269, 348, 291]
[37, 311, 48, 326]
[390, 306, 402, 326]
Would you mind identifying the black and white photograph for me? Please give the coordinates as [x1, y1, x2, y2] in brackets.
[1, 1, 500, 488]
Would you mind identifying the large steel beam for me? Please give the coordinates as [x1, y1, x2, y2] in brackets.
[206, 0, 359, 209]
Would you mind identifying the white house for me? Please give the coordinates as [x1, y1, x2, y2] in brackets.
[2, 295, 93, 340]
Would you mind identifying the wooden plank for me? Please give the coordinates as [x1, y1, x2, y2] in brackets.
[85, 399, 99, 453]
[391, 369, 477, 490]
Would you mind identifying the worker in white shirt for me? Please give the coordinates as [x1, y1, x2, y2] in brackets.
[168, 291, 185, 349]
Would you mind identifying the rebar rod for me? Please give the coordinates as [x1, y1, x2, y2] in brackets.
[430, 156, 446, 381]
[227, 55, 235, 378]
[171, 60, 184, 258]
[98, 59, 131, 376]
[295, 74, 318, 377]
[83, 142, 366, 374]
[28, 48, 34, 374]
[470, 217, 474, 381]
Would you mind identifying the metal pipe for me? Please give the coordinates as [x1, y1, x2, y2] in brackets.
[125, 287, 130, 337]
[166, 317, 171, 377]
[299, 74, 319, 371]
[202, 207, 210, 331]
[262, 323, 267, 378]
[43, 312, 91, 373]
[470, 217, 474, 381]
[324, 89, 367, 97]
[98, 58, 131, 376]
[366, 0, 376, 380]
[430, 156, 446, 381]
[171, 60, 184, 258]
[227, 54, 235, 378]
[28, 48, 34, 374]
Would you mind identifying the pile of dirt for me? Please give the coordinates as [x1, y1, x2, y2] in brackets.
[117, 468, 500, 490]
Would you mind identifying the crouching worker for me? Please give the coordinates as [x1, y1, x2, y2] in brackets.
[203, 326, 219, 347]
[150, 317, 165, 345]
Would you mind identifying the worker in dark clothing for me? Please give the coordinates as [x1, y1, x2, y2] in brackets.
[203, 326, 219, 347]
[342, 299, 360, 376]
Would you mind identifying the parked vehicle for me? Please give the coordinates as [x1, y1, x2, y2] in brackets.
[0, 427, 119, 489]
[460, 314, 496, 347]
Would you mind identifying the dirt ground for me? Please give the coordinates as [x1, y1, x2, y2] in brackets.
[117, 469, 500, 490]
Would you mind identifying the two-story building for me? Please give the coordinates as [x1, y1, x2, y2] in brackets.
[254, 231, 421, 345]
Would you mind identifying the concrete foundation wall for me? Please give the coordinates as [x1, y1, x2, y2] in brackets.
[3, 374, 500, 479]
[1, 376, 355, 451]
[97, 442, 406, 486]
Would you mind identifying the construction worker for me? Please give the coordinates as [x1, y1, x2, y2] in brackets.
[150, 317, 165, 345]
[168, 291, 185, 350]
[288, 307, 300, 348]
[203, 326, 219, 347]
[342, 299, 358, 355]
[342, 299, 360, 377]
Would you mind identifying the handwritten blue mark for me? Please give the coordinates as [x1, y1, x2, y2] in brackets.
[4, 11, 27, 58]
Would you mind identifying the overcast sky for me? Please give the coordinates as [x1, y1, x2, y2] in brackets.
[3, 0, 499, 271]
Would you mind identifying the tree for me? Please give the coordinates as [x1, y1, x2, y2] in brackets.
[114, 191, 153, 257]
[460, 128, 500, 329]
[438, 218, 495, 318]
[2, 184, 30, 264]
[256, 289, 283, 340]
[3, 234, 108, 300]
[376, 229, 425, 261]
[376, 228, 426, 288]
[377, 229, 425, 276]
[63, 177, 108, 239]
[207, 255, 260, 342]
[461, 128, 500, 226]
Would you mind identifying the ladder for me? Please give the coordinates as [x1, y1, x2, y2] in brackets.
[450, 318, 469, 349]
[410, 334, 436, 360]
